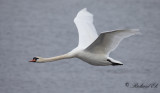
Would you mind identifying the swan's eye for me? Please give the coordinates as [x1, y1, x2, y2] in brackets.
[29, 57, 39, 62]
[33, 57, 39, 60]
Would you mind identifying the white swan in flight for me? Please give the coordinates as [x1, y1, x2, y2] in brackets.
[29, 8, 140, 66]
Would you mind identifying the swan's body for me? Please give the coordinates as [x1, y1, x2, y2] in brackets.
[29, 8, 140, 66]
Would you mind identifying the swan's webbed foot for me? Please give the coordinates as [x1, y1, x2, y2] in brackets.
[107, 59, 123, 66]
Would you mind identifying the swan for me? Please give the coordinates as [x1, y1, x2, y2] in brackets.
[29, 8, 140, 66]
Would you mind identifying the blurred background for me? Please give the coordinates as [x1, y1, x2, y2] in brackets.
[0, 0, 160, 93]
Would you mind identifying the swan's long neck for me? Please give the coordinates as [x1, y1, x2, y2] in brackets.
[39, 53, 74, 63]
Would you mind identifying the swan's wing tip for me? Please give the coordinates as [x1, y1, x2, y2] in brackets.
[78, 8, 88, 13]
[78, 8, 92, 16]
[101, 29, 141, 35]
[74, 8, 93, 23]
[81, 8, 87, 11]
[129, 29, 142, 35]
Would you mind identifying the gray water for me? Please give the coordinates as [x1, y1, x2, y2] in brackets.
[0, 0, 160, 93]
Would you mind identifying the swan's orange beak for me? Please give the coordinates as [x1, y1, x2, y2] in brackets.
[29, 59, 36, 62]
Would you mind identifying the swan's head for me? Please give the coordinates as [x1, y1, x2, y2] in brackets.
[29, 57, 40, 62]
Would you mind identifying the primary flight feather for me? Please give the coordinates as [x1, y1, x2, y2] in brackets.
[74, 8, 98, 49]
[29, 8, 140, 66]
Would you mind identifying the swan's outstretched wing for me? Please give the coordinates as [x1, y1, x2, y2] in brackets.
[74, 8, 98, 49]
[85, 29, 140, 55]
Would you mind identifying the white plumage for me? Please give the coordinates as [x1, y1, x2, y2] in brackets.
[29, 8, 140, 66]
[74, 8, 98, 49]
